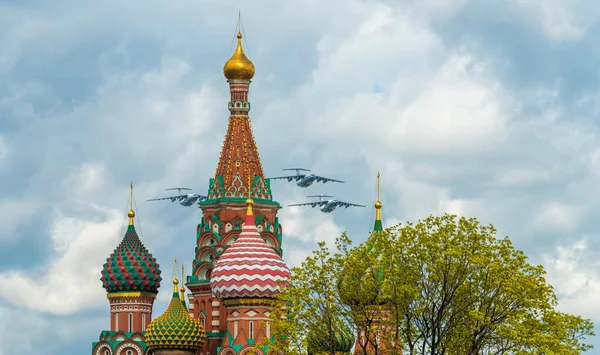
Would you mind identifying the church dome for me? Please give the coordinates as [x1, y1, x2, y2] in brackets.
[223, 32, 255, 80]
[210, 198, 291, 299]
[307, 317, 355, 355]
[100, 208, 162, 294]
[145, 279, 206, 351]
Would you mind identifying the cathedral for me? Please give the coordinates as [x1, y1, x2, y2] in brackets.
[90, 25, 384, 355]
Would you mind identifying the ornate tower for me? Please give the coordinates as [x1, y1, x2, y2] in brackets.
[209, 198, 291, 355]
[351, 173, 398, 355]
[186, 27, 284, 355]
[92, 183, 162, 355]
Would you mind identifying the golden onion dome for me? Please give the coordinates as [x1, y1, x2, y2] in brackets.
[145, 279, 206, 351]
[223, 32, 255, 80]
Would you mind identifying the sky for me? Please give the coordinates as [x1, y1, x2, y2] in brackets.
[1, 0, 600, 354]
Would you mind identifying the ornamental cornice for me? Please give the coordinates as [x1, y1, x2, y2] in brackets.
[222, 298, 278, 307]
[107, 292, 157, 299]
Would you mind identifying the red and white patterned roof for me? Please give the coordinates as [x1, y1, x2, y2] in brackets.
[210, 200, 291, 299]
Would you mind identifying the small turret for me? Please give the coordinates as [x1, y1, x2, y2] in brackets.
[145, 258, 206, 355]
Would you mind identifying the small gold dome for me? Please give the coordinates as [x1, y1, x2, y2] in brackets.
[145, 279, 206, 351]
[128, 210, 135, 218]
[374, 201, 382, 209]
[223, 32, 255, 80]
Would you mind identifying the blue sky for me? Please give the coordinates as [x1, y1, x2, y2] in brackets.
[1, 0, 600, 354]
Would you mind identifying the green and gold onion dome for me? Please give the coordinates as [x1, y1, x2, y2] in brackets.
[223, 32, 255, 80]
[307, 317, 354, 355]
[100, 208, 162, 294]
[145, 278, 206, 351]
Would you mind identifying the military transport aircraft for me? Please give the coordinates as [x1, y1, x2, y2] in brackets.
[288, 194, 366, 213]
[147, 188, 207, 207]
[268, 168, 344, 188]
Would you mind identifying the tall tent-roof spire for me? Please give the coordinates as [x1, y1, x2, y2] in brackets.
[128, 181, 135, 226]
[208, 16, 271, 200]
[172, 257, 179, 297]
[180, 263, 187, 308]
[373, 172, 383, 232]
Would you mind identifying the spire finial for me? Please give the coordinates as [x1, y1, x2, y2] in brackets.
[374, 172, 383, 231]
[245, 180, 254, 227]
[223, 13, 255, 80]
[172, 257, 179, 294]
[128, 181, 135, 226]
[180, 263, 186, 301]
[377, 171, 381, 202]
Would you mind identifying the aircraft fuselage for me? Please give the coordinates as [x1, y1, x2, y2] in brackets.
[320, 200, 337, 213]
[296, 174, 317, 188]
[179, 195, 199, 206]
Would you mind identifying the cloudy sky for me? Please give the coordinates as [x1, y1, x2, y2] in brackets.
[2, 0, 600, 353]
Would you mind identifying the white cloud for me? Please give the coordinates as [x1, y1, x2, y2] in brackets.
[533, 202, 580, 231]
[391, 54, 507, 154]
[543, 239, 600, 319]
[511, 0, 595, 41]
[0, 207, 123, 314]
[280, 206, 343, 249]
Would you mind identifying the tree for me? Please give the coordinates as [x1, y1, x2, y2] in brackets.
[258, 236, 355, 355]
[262, 214, 595, 355]
[363, 214, 595, 354]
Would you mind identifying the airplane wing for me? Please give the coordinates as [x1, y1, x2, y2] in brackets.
[147, 195, 184, 202]
[333, 200, 366, 208]
[288, 201, 325, 208]
[268, 174, 306, 182]
[314, 175, 345, 184]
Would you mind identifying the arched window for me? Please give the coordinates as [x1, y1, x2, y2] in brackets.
[128, 313, 133, 332]
[142, 313, 146, 330]
[115, 313, 119, 331]
[104, 350, 110, 355]
[126, 350, 133, 355]
[266, 322, 270, 338]
[234, 321, 238, 338]
[249, 321, 254, 340]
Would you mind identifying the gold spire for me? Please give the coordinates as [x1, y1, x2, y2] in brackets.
[246, 197, 254, 215]
[128, 181, 135, 226]
[223, 12, 255, 81]
[173, 257, 179, 294]
[246, 173, 254, 216]
[180, 264, 185, 301]
[375, 172, 382, 221]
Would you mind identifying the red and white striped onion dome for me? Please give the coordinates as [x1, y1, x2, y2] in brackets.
[210, 198, 291, 299]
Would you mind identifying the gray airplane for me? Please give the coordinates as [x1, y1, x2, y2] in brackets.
[289, 194, 365, 213]
[268, 168, 344, 188]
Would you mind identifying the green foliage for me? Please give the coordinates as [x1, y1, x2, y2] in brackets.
[261, 214, 594, 355]
[257, 236, 355, 355]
